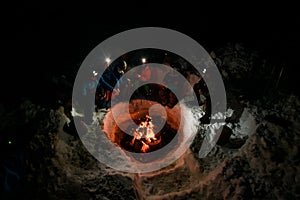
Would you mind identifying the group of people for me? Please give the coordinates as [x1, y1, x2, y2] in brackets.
[80, 57, 210, 119]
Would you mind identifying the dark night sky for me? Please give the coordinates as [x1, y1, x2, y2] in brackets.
[1, 3, 299, 103]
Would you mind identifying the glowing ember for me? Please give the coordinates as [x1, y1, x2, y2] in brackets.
[131, 115, 157, 152]
[140, 141, 150, 153]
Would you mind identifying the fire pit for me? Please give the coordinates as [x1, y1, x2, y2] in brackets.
[102, 99, 181, 163]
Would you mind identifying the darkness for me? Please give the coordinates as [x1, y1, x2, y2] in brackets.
[1, 4, 299, 105]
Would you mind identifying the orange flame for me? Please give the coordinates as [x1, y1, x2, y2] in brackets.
[131, 115, 157, 152]
[140, 141, 150, 153]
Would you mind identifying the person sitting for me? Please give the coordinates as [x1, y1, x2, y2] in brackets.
[95, 86, 108, 110]
[99, 60, 127, 108]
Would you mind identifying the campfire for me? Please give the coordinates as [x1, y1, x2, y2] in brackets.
[102, 99, 181, 162]
[118, 111, 178, 156]
[130, 115, 162, 153]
